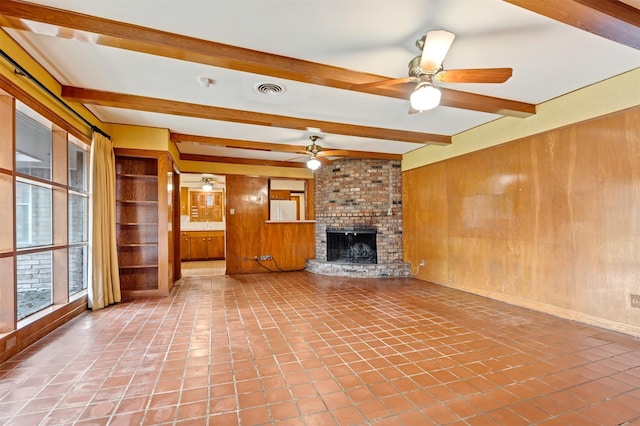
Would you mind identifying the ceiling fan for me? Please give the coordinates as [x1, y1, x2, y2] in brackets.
[201, 174, 223, 191]
[286, 134, 345, 170]
[353, 30, 513, 112]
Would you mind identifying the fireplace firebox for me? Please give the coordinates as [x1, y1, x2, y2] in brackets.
[326, 228, 377, 264]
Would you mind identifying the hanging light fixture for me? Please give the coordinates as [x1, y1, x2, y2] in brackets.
[306, 155, 321, 171]
[202, 176, 214, 191]
[410, 80, 441, 111]
[306, 135, 322, 170]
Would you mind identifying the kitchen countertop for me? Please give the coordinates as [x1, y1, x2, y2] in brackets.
[181, 222, 225, 231]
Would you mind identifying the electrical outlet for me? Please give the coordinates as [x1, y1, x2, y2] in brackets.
[631, 294, 640, 308]
[419, 260, 425, 267]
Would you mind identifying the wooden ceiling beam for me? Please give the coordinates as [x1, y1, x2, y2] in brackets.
[504, 0, 640, 50]
[0, 0, 536, 118]
[179, 153, 307, 168]
[171, 134, 309, 154]
[62, 86, 451, 144]
[171, 133, 403, 160]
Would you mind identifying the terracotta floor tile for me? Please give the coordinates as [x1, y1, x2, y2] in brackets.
[142, 405, 177, 424]
[115, 395, 149, 414]
[333, 405, 366, 424]
[175, 400, 207, 421]
[148, 390, 179, 409]
[239, 405, 271, 424]
[41, 406, 84, 425]
[1, 271, 639, 425]
[380, 394, 413, 413]
[237, 391, 266, 408]
[358, 399, 391, 419]
[180, 386, 208, 403]
[320, 390, 351, 410]
[313, 378, 341, 395]
[269, 400, 300, 420]
[264, 387, 292, 404]
[208, 411, 239, 425]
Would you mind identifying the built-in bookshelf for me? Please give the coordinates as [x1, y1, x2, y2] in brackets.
[115, 151, 174, 296]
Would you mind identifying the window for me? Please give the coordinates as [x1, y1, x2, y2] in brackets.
[16, 180, 53, 248]
[16, 252, 53, 320]
[68, 138, 87, 191]
[5, 100, 91, 323]
[68, 245, 87, 296]
[16, 106, 52, 180]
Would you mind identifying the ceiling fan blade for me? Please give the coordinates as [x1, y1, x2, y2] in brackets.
[285, 154, 308, 162]
[317, 150, 347, 157]
[435, 68, 513, 83]
[350, 76, 416, 90]
[420, 30, 455, 71]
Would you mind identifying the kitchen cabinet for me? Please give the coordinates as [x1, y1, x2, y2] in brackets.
[180, 232, 190, 261]
[181, 231, 224, 260]
[190, 191, 223, 222]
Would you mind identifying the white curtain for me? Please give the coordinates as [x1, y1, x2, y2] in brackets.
[88, 131, 121, 310]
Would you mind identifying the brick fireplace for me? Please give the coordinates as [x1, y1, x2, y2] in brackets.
[306, 158, 410, 278]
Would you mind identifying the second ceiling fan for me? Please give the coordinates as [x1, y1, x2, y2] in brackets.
[354, 30, 513, 112]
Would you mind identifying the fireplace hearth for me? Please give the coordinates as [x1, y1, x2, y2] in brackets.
[327, 229, 377, 264]
[306, 158, 411, 278]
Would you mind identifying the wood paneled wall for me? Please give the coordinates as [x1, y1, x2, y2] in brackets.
[403, 107, 640, 334]
[225, 175, 314, 274]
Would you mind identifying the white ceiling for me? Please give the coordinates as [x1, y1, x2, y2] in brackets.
[2, 0, 639, 167]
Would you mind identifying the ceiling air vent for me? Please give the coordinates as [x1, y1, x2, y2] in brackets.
[254, 82, 285, 95]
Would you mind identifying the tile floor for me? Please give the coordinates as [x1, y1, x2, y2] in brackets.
[1, 272, 640, 425]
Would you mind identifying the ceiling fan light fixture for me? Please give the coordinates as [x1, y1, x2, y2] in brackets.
[202, 176, 214, 191]
[306, 156, 321, 171]
[410, 83, 441, 111]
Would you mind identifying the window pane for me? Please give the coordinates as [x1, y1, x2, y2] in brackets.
[16, 108, 52, 181]
[68, 245, 87, 295]
[16, 181, 52, 248]
[17, 251, 52, 320]
[69, 194, 87, 243]
[68, 140, 87, 191]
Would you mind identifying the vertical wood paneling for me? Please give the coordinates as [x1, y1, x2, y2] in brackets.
[225, 175, 315, 274]
[447, 142, 522, 294]
[404, 107, 640, 329]
[402, 161, 448, 283]
[263, 223, 314, 270]
[225, 175, 269, 274]
[0, 95, 14, 171]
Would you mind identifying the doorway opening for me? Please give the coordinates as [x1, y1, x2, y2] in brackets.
[179, 173, 226, 276]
